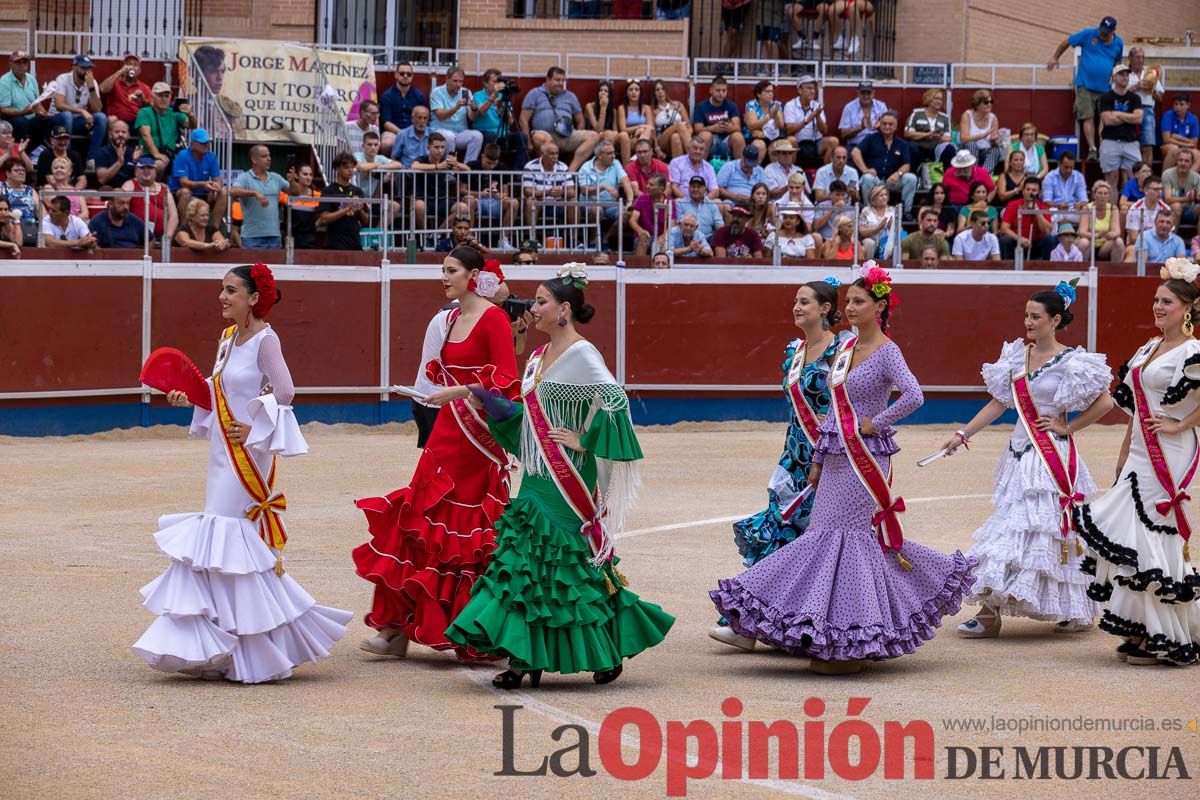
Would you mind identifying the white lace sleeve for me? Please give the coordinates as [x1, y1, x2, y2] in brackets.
[980, 339, 1024, 408]
[256, 333, 295, 404]
[245, 332, 307, 456]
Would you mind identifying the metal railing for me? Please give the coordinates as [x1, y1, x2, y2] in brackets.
[181, 50, 234, 230]
[29, 187, 160, 258]
[33, 0, 204, 61]
[565, 53, 690, 81]
[312, 56, 355, 187]
[432, 49, 562, 78]
[284, 192, 392, 263]
[1011, 206, 1097, 271]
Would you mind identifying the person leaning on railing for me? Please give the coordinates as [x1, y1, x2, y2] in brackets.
[354, 130, 403, 226]
[283, 163, 320, 250]
[412, 131, 472, 231]
[41, 194, 96, 252]
[317, 151, 367, 251]
[173, 197, 228, 253]
[89, 195, 146, 250]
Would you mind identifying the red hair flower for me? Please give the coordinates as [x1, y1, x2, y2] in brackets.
[250, 263, 279, 319]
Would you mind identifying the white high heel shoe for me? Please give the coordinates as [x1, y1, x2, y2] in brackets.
[360, 630, 410, 657]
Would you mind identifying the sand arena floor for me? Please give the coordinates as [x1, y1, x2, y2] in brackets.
[1, 420, 1198, 800]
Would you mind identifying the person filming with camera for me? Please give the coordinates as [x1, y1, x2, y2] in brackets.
[472, 69, 528, 169]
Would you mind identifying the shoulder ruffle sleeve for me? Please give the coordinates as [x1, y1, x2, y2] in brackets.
[487, 402, 526, 456]
[1111, 359, 1134, 417]
[580, 385, 644, 462]
[781, 337, 801, 378]
[1162, 340, 1200, 408]
[980, 339, 1024, 408]
[245, 393, 309, 457]
[188, 379, 215, 439]
[1053, 350, 1114, 412]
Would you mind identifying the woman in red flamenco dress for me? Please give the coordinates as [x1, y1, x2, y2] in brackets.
[353, 247, 519, 659]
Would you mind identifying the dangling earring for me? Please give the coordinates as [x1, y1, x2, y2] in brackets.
[557, 316, 568, 328]
[1184, 311, 1194, 338]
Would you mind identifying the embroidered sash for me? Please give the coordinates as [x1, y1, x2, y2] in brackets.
[1129, 338, 1200, 542]
[829, 335, 911, 568]
[431, 307, 512, 470]
[211, 325, 288, 576]
[1012, 346, 1082, 553]
[785, 337, 824, 446]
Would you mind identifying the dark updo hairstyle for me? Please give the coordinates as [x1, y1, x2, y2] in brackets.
[802, 280, 842, 330]
[1163, 278, 1200, 311]
[448, 244, 485, 273]
[1029, 289, 1073, 330]
[541, 277, 596, 325]
[851, 278, 892, 333]
[229, 264, 282, 318]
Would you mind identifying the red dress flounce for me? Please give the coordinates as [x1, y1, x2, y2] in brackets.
[353, 305, 519, 658]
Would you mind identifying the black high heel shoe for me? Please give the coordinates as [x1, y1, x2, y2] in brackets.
[592, 664, 623, 684]
[493, 669, 543, 690]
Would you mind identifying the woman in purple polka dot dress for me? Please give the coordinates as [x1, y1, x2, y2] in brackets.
[712, 264, 978, 674]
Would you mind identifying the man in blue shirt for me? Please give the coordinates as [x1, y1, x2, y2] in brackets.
[1040, 150, 1088, 224]
[88, 195, 145, 249]
[692, 76, 745, 160]
[1162, 93, 1199, 170]
[391, 106, 431, 167]
[716, 144, 764, 206]
[170, 128, 226, 225]
[1047, 16, 1123, 161]
[519, 66, 597, 171]
[850, 111, 916, 218]
[471, 68, 527, 169]
[379, 62, 426, 154]
[1129, 209, 1187, 263]
[429, 65, 485, 163]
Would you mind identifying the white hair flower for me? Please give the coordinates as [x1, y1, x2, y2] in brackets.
[1161, 257, 1200, 283]
[474, 271, 501, 298]
[557, 263, 589, 290]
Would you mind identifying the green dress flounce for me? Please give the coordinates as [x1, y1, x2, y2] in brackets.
[446, 341, 675, 674]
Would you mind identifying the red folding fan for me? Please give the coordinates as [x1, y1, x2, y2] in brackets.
[139, 348, 212, 410]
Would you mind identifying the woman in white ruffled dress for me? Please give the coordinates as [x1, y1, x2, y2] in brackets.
[943, 283, 1114, 637]
[132, 265, 353, 683]
[1077, 265, 1200, 666]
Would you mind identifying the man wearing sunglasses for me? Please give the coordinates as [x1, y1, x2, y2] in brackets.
[380, 62, 427, 154]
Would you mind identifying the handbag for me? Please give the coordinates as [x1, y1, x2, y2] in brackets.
[547, 92, 574, 138]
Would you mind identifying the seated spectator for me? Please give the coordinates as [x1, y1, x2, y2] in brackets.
[812, 178, 852, 240]
[230, 145, 289, 249]
[717, 145, 765, 207]
[1008, 122, 1048, 178]
[838, 81, 886, 149]
[1161, 92, 1199, 170]
[578, 139, 633, 242]
[354, 130, 403, 226]
[1041, 150, 1088, 224]
[467, 143, 518, 249]
[713, 205, 764, 258]
[35, 125, 84, 189]
[0, 50, 51, 148]
[784, 74, 837, 165]
[1162, 147, 1200, 227]
[1099, 65, 1143, 198]
[1125, 209, 1187, 263]
[0, 197, 21, 256]
[584, 80, 630, 164]
[436, 214, 489, 254]
[318, 151, 367, 251]
[99, 53, 150, 127]
[174, 197, 229, 252]
[674, 175, 724, 243]
[521, 139, 576, 231]
[626, 137, 669, 198]
[650, 79, 691, 160]
[920, 246, 940, 268]
[959, 89, 1005, 173]
[852, 111, 917, 218]
[858, 183, 898, 259]
[941, 150, 994, 207]
[743, 80, 785, 164]
[692, 76, 745, 161]
[95, 120, 137, 188]
[957, 181, 999, 234]
[284, 164, 320, 250]
[1125, 175, 1170, 244]
[1049, 223, 1083, 262]
[775, 171, 815, 227]
[618, 81, 656, 158]
[747, 182, 776, 240]
[993, 150, 1027, 207]
[0, 120, 33, 181]
[669, 135, 718, 199]
[49, 54, 107, 167]
[999, 176, 1055, 259]
[901, 207, 950, 262]
[122, 156, 178, 242]
[513, 240, 539, 264]
[415, 132, 472, 228]
[41, 194, 96, 250]
[171, 129, 226, 226]
[42, 156, 87, 221]
[430, 66, 485, 163]
[952, 210, 1001, 261]
[823, 213, 866, 260]
[379, 62, 427, 154]
[764, 203, 822, 258]
[134, 83, 192, 178]
[520, 66, 597, 172]
[89, 195, 145, 249]
[3, 162, 37, 244]
[629, 173, 669, 255]
[1078, 179, 1125, 262]
[904, 88, 953, 169]
[813, 145, 860, 203]
[1120, 160, 1153, 214]
[667, 212, 713, 258]
[391, 105, 431, 167]
[346, 99, 381, 156]
[763, 140, 802, 200]
[928, 183, 957, 238]
[651, 251, 671, 269]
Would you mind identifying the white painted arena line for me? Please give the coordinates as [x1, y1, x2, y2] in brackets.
[458, 666, 858, 800]
[617, 493, 992, 539]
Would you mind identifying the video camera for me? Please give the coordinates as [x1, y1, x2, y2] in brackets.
[502, 296, 534, 322]
[495, 77, 520, 102]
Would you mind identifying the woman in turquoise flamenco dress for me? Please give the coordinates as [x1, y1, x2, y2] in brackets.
[447, 265, 675, 689]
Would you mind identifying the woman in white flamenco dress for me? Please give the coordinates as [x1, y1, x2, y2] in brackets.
[132, 265, 353, 682]
[942, 284, 1114, 637]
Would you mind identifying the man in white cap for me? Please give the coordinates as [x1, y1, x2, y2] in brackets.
[1098, 63, 1143, 196]
[50, 54, 107, 168]
[783, 74, 837, 165]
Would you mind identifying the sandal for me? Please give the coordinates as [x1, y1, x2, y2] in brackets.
[957, 607, 1001, 639]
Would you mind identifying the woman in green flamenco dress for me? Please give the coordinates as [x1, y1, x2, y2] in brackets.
[446, 264, 675, 689]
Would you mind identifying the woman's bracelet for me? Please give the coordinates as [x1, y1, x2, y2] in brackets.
[955, 429, 971, 449]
